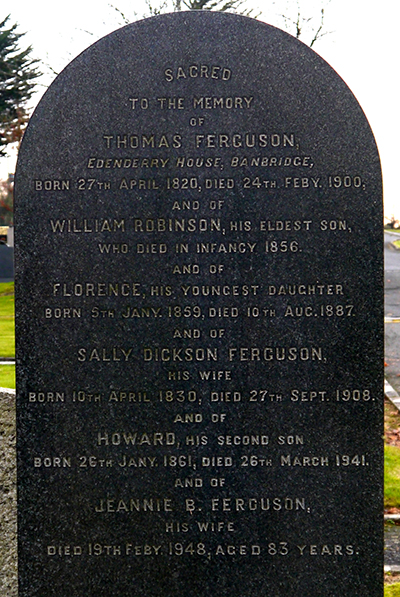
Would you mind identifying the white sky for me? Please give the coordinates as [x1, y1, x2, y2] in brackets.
[1, 0, 399, 220]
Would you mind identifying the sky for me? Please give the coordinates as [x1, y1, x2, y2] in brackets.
[1, 0, 399, 220]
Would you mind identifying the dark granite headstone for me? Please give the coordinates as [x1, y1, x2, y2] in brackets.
[15, 12, 383, 596]
[0, 245, 14, 281]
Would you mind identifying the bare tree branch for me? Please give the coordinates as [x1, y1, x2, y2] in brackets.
[278, 0, 332, 47]
[109, 4, 131, 24]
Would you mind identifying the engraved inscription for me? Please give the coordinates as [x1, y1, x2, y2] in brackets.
[15, 12, 382, 597]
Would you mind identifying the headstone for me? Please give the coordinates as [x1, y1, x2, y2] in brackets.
[15, 12, 383, 596]
[0, 245, 14, 281]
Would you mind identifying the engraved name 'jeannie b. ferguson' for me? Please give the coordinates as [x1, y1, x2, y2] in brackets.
[93, 496, 308, 513]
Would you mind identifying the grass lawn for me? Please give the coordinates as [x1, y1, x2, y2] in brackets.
[0, 365, 15, 389]
[385, 444, 400, 508]
[385, 582, 400, 596]
[385, 398, 400, 509]
[0, 282, 15, 388]
[0, 281, 15, 358]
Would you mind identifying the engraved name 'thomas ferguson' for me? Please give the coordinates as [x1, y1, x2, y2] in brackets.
[76, 346, 325, 362]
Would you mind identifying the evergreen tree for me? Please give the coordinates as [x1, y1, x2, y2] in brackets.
[0, 16, 41, 157]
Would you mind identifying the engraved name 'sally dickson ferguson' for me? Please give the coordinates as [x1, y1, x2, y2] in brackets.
[15, 11, 383, 597]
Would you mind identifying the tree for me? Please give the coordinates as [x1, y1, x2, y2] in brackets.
[385, 215, 400, 230]
[276, 0, 331, 47]
[0, 16, 41, 157]
[176, 0, 255, 15]
[140, 0, 328, 43]
[110, 0, 256, 20]
[0, 174, 13, 225]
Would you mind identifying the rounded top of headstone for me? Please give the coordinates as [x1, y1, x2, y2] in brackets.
[17, 10, 379, 184]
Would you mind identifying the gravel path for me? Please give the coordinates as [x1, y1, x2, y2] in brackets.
[0, 388, 17, 596]
[385, 525, 400, 566]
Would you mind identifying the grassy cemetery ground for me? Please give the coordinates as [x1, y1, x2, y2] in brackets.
[0, 282, 15, 390]
[384, 401, 400, 592]
[384, 583, 400, 597]
[0, 282, 15, 389]
[385, 399, 400, 508]
[385, 400, 400, 591]
[0, 365, 14, 389]
[0, 282, 400, 591]
[0, 283, 15, 353]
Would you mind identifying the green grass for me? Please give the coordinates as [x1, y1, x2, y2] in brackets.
[0, 316, 15, 357]
[0, 281, 14, 296]
[0, 282, 15, 388]
[0, 364, 15, 389]
[385, 444, 400, 508]
[393, 240, 400, 249]
[0, 281, 14, 358]
[385, 582, 400, 596]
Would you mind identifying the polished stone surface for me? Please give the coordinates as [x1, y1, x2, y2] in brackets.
[15, 11, 383, 596]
